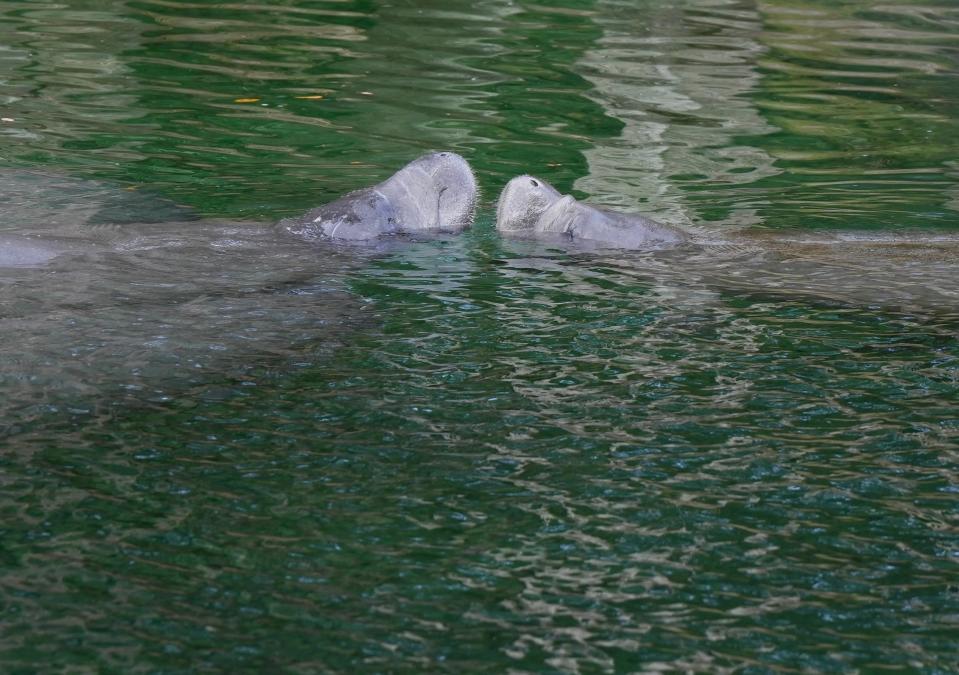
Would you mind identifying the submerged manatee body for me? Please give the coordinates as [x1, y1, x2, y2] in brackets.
[280, 152, 478, 241]
[0, 169, 202, 268]
[0, 172, 362, 436]
[496, 175, 685, 249]
[0, 153, 480, 434]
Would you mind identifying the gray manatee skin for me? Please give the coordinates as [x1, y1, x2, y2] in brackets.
[0, 236, 69, 267]
[279, 152, 478, 241]
[496, 175, 685, 249]
[0, 169, 200, 269]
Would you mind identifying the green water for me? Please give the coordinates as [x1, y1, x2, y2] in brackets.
[2, 0, 959, 671]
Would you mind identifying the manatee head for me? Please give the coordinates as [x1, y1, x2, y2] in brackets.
[495, 175, 563, 234]
[380, 151, 477, 232]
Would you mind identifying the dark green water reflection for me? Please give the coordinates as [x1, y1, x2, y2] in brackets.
[2, 0, 958, 671]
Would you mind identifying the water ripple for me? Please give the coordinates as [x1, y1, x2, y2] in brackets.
[2, 0, 959, 671]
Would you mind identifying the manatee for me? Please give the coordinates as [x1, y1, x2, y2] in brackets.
[280, 152, 477, 241]
[494, 174, 959, 314]
[496, 175, 685, 249]
[0, 172, 369, 437]
[0, 152, 477, 269]
[0, 155, 478, 434]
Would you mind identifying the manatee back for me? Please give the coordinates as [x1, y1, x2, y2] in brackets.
[587, 205, 686, 248]
[533, 194, 685, 250]
[542, 199, 681, 249]
[0, 169, 199, 232]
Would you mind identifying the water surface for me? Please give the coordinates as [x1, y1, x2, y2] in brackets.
[1, 0, 958, 671]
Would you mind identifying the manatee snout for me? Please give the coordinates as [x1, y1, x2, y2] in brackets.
[412, 151, 477, 233]
[495, 175, 563, 234]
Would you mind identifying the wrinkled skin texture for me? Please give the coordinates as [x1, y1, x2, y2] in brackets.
[280, 152, 478, 241]
[496, 175, 685, 249]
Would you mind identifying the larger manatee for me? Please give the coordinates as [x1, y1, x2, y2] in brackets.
[0, 153, 480, 435]
[0, 152, 479, 269]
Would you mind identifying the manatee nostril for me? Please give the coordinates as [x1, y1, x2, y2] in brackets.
[530, 179, 539, 187]
[439, 152, 448, 157]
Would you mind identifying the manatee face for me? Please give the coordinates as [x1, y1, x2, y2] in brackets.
[495, 175, 563, 234]
[380, 151, 477, 233]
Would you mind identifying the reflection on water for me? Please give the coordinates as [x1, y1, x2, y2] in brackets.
[752, 0, 959, 230]
[575, 0, 779, 230]
[1, 0, 958, 672]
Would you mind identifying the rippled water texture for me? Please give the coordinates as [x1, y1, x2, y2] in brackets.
[1, 0, 958, 672]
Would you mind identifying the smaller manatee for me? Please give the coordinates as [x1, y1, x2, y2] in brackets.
[496, 175, 685, 249]
[280, 152, 477, 241]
